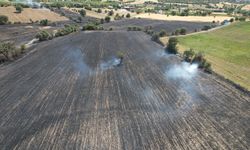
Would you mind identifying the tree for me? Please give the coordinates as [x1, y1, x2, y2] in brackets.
[15, 5, 23, 13]
[126, 13, 131, 18]
[0, 15, 8, 25]
[105, 16, 111, 23]
[79, 9, 86, 17]
[166, 37, 178, 54]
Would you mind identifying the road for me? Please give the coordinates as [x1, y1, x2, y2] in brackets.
[0, 31, 249, 150]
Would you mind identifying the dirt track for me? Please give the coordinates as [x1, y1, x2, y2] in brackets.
[0, 31, 249, 150]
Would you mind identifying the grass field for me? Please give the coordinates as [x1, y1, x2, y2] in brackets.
[178, 22, 250, 90]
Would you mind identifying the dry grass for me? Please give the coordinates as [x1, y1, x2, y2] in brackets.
[135, 13, 232, 22]
[0, 6, 68, 23]
[242, 4, 250, 11]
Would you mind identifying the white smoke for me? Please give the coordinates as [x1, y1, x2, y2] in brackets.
[166, 62, 198, 80]
[100, 57, 121, 71]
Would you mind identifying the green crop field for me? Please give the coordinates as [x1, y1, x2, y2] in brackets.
[178, 22, 250, 90]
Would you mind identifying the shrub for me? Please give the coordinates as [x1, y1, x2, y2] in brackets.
[175, 29, 180, 35]
[105, 16, 111, 23]
[0, 42, 16, 60]
[202, 25, 211, 31]
[15, 5, 23, 13]
[56, 24, 78, 36]
[36, 30, 52, 41]
[166, 37, 178, 54]
[127, 26, 142, 31]
[100, 18, 105, 24]
[0, 15, 8, 25]
[97, 8, 102, 13]
[183, 49, 195, 62]
[20, 44, 26, 53]
[126, 13, 131, 18]
[239, 17, 246, 22]
[229, 18, 234, 22]
[114, 13, 122, 20]
[159, 30, 167, 37]
[85, 6, 92, 11]
[180, 28, 187, 35]
[151, 33, 160, 42]
[82, 23, 97, 31]
[108, 10, 114, 16]
[40, 19, 49, 26]
[79, 9, 86, 17]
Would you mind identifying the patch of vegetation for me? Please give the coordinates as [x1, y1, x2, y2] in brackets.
[36, 30, 53, 41]
[166, 37, 178, 54]
[126, 13, 131, 18]
[82, 23, 103, 31]
[15, 5, 23, 13]
[105, 16, 111, 23]
[40, 19, 49, 26]
[127, 26, 142, 31]
[79, 9, 86, 17]
[178, 22, 250, 89]
[0, 42, 22, 62]
[183, 49, 212, 73]
[55, 24, 78, 37]
[0, 15, 8, 25]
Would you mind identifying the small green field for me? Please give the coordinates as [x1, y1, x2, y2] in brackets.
[178, 22, 250, 90]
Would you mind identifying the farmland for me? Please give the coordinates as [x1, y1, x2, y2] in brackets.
[0, 6, 68, 23]
[0, 31, 249, 149]
[135, 13, 232, 22]
[178, 22, 250, 90]
[104, 18, 213, 33]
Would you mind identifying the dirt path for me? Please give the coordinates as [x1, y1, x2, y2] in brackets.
[0, 31, 249, 150]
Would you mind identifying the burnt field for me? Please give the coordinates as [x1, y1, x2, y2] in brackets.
[0, 31, 249, 149]
[104, 18, 214, 33]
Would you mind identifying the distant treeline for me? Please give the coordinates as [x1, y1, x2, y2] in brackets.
[158, 0, 250, 4]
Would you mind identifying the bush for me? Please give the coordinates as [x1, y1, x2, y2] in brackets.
[36, 30, 52, 41]
[166, 37, 178, 54]
[180, 28, 187, 35]
[183, 49, 195, 62]
[82, 23, 97, 31]
[40, 19, 49, 26]
[20, 44, 26, 53]
[55, 24, 78, 37]
[175, 29, 180, 35]
[159, 30, 167, 37]
[151, 33, 160, 42]
[108, 10, 114, 16]
[0, 15, 8, 25]
[239, 17, 246, 22]
[202, 25, 211, 31]
[126, 13, 131, 18]
[100, 18, 105, 24]
[127, 26, 142, 31]
[0, 42, 15, 60]
[79, 9, 86, 17]
[229, 18, 234, 22]
[105, 16, 111, 23]
[85, 6, 92, 11]
[97, 8, 102, 13]
[15, 5, 23, 13]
